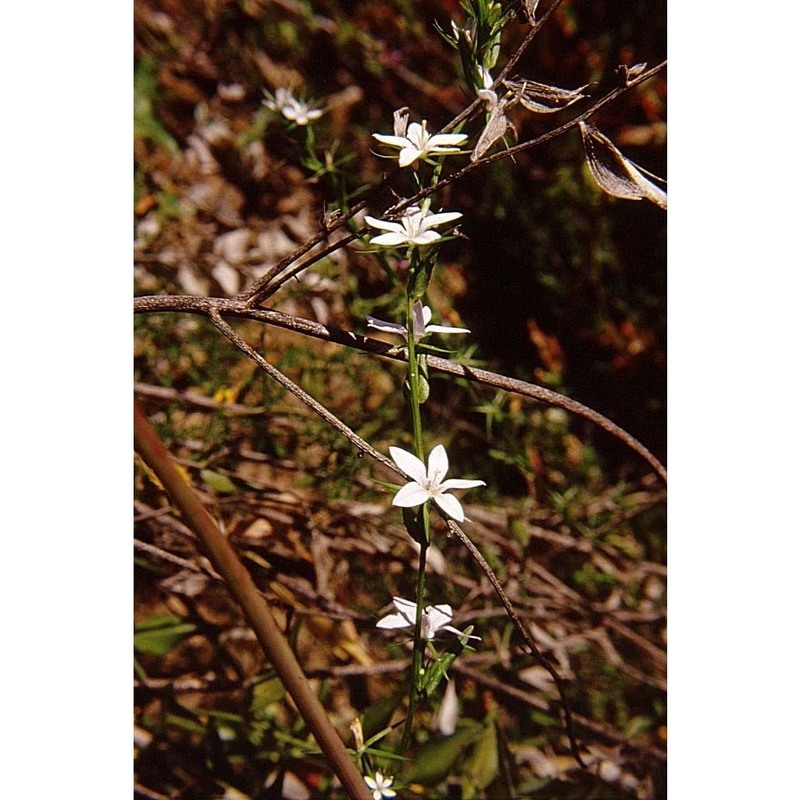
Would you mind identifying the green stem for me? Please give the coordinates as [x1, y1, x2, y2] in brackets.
[399, 528, 428, 754]
[405, 292, 425, 461]
[397, 270, 432, 755]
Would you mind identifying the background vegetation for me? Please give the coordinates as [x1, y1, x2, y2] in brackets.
[134, 1, 666, 797]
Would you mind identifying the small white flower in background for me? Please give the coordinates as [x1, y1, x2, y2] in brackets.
[365, 770, 397, 800]
[263, 88, 323, 126]
[367, 300, 470, 343]
[365, 204, 462, 248]
[434, 679, 460, 736]
[373, 112, 468, 167]
[389, 443, 484, 522]
[376, 597, 480, 641]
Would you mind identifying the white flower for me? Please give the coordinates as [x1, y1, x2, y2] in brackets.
[365, 770, 397, 800]
[389, 444, 484, 522]
[367, 300, 470, 343]
[376, 597, 480, 641]
[365, 205, 462, 248]
[373, 117, 467, 168]
[434, 678, 460, 736]
[263, 88, 323, 126]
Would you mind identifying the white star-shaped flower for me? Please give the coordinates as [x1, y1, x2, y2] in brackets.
[367, 300, 470, 343]
[376, 597, 480, 641]
[373, 118, 467, 168]
[364, 770, 397, 800]
[389, 444, 484, 522]
[263, 88, 323, 126]
[365, 204, 462, 248]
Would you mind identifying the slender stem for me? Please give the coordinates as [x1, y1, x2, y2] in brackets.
[399, 532, 428, 754]
[396, 271, 434, 755]
[404, 294, 425, 461]
[133, 402, 374, 800]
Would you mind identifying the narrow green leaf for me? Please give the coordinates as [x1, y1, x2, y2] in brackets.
[403, 721, 482, 785]
[134, 616, 196, 655]
[464, 714, 499, 792]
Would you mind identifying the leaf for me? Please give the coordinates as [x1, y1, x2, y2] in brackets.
[408, 258, 434, 301]
[134, 615, 196, 655]
[134, 56, 178, 154]
[250, 676, 286, 720]
[580, 122, 667, 209]
[360, 690, 405, 742]
[422, 629, 475, 697]
[200, 469, 239, 494]
[472, 91, 511, 162]
[464, 715, 499, 796]
[417, 355, 430, 404]
[505, 78, 588, 113]
[402, 721, 482, 784]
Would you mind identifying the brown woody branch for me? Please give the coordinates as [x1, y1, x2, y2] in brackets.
[133, 402, 374, 800]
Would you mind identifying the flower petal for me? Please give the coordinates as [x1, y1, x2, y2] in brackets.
[423, 323, 471, 336]
[364, 216, 403, 232]
[370, 232, 408, 246]
[366, 316, 407, 335]
[432, 492, 466, 522]
[389, 446, 428, 482]
[405, 122, 426, 146]
[428, 132, 469, 147]
[375, 612, 411, 629]
[372, 133, 410, 148]
[391, 597, 417, 616]
[409, 230, 441, 246]
[411, 302, 427, 340]
[392, 482, 431, 508]
[438, 478, 486, 490]
[398, 148, 423, 168]
[441, 624, 481, 641]
[421, 211, 462, 229]
[427, 444, 450, 485]
[426, 604, 453, 627]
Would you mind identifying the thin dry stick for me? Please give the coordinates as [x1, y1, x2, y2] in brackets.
[391, 59, 667, 214]
[451, 661, 666, 764]
[225, 307, 666, 482]
[133, 402, 374, 800]
[207, 310, 401, 477]
[445, 518, 587, 768]
[133, 297, 665, 482]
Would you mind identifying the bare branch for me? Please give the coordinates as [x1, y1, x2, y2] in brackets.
[446, 518, 587, 768]
[207, 309, 401, 477]
[135, 296, 665, 482]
